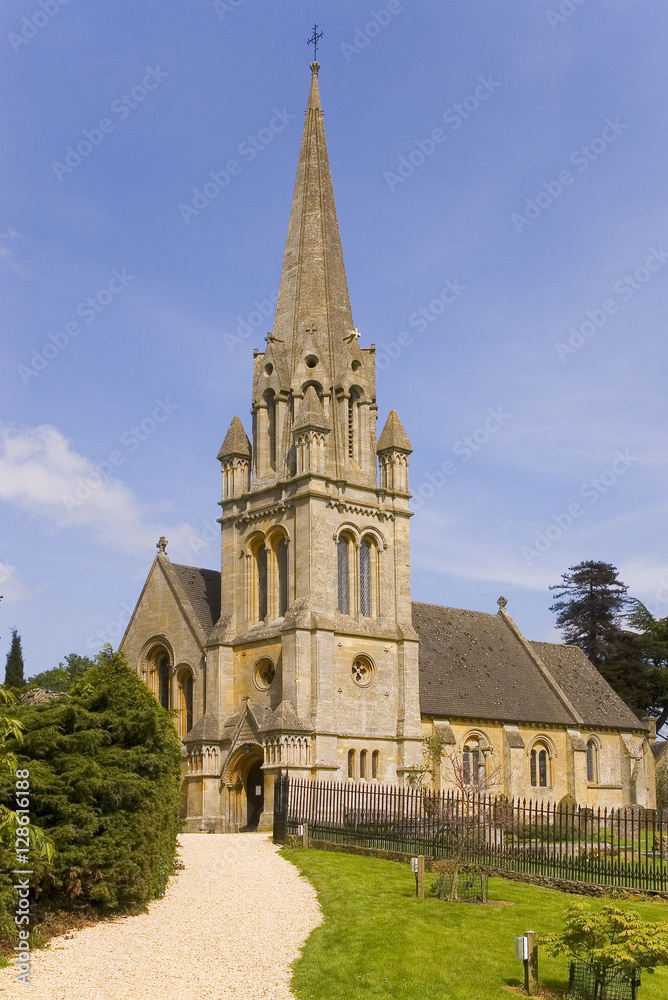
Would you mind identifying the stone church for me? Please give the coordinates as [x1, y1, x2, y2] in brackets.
[120, 63, 655, 831]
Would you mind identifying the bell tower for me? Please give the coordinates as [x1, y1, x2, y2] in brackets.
[205, 61, 423, 823]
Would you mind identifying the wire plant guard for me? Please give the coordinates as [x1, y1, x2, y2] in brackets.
[568, 959, 641, 1000]
[436, 871, 488, 902]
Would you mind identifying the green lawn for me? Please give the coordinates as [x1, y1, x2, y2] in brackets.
[282, 847, 668, 1000]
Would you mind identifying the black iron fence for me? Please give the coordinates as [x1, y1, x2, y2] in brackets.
[274, 775, 668, 891]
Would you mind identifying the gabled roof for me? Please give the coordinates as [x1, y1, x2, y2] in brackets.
[412, 601, 645, 732]
[172, 564, 221, 634]
[260, 699, 312, 733]
[120, 553, 213, 655]
[183, 711, 221, 744]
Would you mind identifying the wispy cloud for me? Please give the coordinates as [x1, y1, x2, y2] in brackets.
[0, 562, 31, 604]
[0, 425, 198, 559]
[0, 229, 29, 278]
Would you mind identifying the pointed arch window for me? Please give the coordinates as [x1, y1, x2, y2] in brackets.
[158, 654, 170, 710]
[337, 535, 350, 614]
[264, 391, 276, 471]
[359, 536, 379, 618]
[277, 537, 289, 617]
[586, 739, 599, 784]
[177, 668, 194, 737]
[360, 749, 367, 780]
[359, 540, 371, 617]
[184, 675, 193, 732]
[348, 388, 362, 462]
[347, 749, 355, 779]
[257, 545, 268, 620]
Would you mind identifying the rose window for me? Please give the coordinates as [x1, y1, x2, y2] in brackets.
[351, 655, 374, 687]
[254, 658, 275, 690]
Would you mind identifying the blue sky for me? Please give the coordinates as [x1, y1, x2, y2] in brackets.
[2, 0, 667, 677]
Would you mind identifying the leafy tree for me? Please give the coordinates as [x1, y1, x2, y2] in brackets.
[415, 736, 505, 901]
[542, 902, 668, 998]
[655, 759, 668, 814]
[0, 648, 182, 918]
[4, 629, 26, 688]
[28, 653, 93, 694]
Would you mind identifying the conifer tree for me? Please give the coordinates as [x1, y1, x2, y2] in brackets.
[549, 561, 628, 664]
[550, 561, 647, 712]
[4, 629, 26, 688]
[2, 648, 182, 913]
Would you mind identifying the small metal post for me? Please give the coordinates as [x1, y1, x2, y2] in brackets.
[524, 931, 538, 996]
[417, 855, 424, 899]
[302, 822, 309, 849]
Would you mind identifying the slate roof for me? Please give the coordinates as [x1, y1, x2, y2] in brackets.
[532, 641, 641, 730]
[183, 711, 221, 744]
[172, 564, 221, 633]
[412, 602, 645, 732]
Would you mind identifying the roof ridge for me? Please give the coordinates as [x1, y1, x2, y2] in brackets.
[497, 605, 583, 725]
[412, 599, 498, 619]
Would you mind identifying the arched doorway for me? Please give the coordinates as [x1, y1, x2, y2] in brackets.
[245, 758, 264, 830]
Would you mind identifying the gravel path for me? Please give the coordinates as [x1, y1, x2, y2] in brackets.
[0, 833, 322, 1000]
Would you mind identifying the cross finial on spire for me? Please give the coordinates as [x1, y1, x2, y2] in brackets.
[307, 22, 323, 63]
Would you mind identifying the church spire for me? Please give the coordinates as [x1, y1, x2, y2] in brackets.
[251, 63, 377, 486]
[271, 61, 356, 381]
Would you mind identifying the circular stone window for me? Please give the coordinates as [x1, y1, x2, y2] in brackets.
[351, 655, 374, 687]
[264, 362, 273, 375]
[254, 657, 275, 690]
[305, 354, 319, 369]
[351, 359, 361, 371]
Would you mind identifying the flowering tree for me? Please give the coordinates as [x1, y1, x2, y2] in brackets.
[416, 736, 506, 901]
